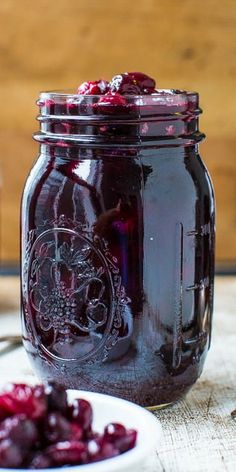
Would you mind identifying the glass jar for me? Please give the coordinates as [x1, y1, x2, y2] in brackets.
[21, 91, 215, 408]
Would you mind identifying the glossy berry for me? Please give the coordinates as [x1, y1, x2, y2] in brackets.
[128, 72, 156, 93]
[67, 398, 93, 431]
[88, 439, 119, 463]
[104, 422, 127, 443]
[103, 422, 137, 452]
[46, 440, 87, 465]
[96, 93, 127, 115]
[0, 383, 47, 420]
[0, 439, 23, 468]
[115, 428, 137, 453]
[109, 72, 156, 95]
[45, 382, 68, 412]
[98, 92, 127, 107]
[0, 414, 38, 448]
[77, 80, 109, 95]
[43, 412, 72, 444]
[42, 412, 83, 445]
[109, 74, 141, 95]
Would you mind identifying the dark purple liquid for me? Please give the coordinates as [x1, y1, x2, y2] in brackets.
[21, 93, 215, 407]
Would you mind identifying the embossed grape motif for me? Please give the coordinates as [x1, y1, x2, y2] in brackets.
[30, 241, 108, 335]
[24, 222, 131, 362]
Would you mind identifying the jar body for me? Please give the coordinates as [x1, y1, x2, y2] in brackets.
[21, 143, 215, 407]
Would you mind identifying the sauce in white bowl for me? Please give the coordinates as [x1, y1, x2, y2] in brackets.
[0, 389, 162, 472]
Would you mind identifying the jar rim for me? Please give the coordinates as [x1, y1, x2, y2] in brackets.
[39, 89, 199, 107]
[40, 88, 198, 96]
[35, 89, 203, 148]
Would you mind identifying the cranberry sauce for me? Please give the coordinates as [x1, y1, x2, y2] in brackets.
[0, 383, 137, 468]
[21, 76, 215, 407]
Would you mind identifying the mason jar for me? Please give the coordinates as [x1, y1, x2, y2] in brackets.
[21, 90, 215, 408]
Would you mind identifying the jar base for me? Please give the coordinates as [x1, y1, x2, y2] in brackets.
[24, 347, 202, 409]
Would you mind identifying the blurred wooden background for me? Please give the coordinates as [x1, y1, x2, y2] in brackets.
[0, 0, 236, 268]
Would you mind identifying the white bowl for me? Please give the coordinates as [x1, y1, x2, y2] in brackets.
[0, 389, 162, 472]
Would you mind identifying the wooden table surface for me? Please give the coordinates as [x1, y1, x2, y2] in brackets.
[0, 276, 236, 472]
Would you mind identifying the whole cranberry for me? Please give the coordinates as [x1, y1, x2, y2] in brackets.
[77, 80, 109, 95]
[0, 439, 23, 468]
[43, 412, 72, 444]
[103, 422, 127, 443]
[67, 398, 93, 431]
[45, 382, 68, 413]
[101, 423, 137, 453]
[109, 74, 141, 95]
[128, 72, 156, 93]
[98, 92, 127, 106]
[96, 93, 127, 114]
[88, 438, 119, 463]
[0, 383, 47, 420]
[46, 440, 87, 466]
[0, 414, 38, 448]
[115, 428, 137, 453]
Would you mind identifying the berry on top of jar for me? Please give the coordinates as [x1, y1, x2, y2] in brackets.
[75, 72, 187, 108]
[77, 72, 157, 97]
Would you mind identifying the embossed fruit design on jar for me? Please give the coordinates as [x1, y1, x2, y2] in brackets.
[21, 72, 215, 407]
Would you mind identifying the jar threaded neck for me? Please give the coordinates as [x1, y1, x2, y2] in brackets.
[34, 90, 204, 148]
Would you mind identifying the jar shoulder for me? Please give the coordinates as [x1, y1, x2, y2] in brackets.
[142, 150, 214, 199]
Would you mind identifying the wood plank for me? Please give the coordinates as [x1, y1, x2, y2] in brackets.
[0, 0, 236, 263]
